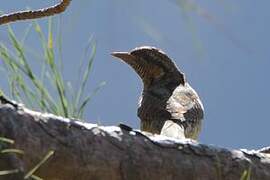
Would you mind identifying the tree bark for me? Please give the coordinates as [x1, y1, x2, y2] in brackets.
[0, 103, 269, 180]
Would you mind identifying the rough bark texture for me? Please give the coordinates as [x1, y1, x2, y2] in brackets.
[0, 104, 269, 180]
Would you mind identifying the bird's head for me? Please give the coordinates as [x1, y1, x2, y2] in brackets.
[111, 46, 185, 90]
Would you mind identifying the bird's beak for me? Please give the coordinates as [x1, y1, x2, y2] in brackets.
[111, 50, 160, 88]
[111, 51, 148, 85]
[111, 52, 136, 63]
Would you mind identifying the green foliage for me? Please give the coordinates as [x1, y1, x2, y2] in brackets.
[240, 167, 251, 180]
[0, 17, 104, 119]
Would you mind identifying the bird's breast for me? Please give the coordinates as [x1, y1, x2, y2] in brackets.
[137, 92, 171, 122]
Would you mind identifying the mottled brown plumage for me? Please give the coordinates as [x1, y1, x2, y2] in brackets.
[112, 46, 204, 139]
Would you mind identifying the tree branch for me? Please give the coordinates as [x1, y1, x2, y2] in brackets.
[0, 103, 269, 180]
[0, 0, 71, 25]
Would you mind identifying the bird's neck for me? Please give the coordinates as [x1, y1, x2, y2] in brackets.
[143, 81, 184, 100]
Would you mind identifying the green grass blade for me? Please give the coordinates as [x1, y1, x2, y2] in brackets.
[240, 167, 251, 180]
[1, 17, 99, 119]
[1, 148, 24, 155]
[56, 16, 64, 71]
[21, 23, 33, 45]
[0, 137, 14, 144]
[45, 17, 69, 117]
[30, 174, 43, 180]
[8, 25, 58, 113]
[24, 150, 54, 179]
[0, 169, 19, 176]
[75, 39, 96, 111]
[78, 81, 106, 118]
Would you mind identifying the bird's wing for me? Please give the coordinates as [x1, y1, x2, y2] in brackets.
[167, 83, 203, 118]
[163, 83, 204, 139]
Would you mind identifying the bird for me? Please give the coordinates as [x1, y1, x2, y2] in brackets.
[111, 46, 204, 140]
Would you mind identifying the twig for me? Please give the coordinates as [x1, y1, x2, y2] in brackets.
[0, 0, 72, 25]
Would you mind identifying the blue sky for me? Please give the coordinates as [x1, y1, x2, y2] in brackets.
[1, 0, 269, 149]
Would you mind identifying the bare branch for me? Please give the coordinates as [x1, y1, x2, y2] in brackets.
[0, 103, 270, 180]
[0, 0, 71, 25]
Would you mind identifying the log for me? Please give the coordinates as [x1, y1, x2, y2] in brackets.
[0, 102, 269, 180]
